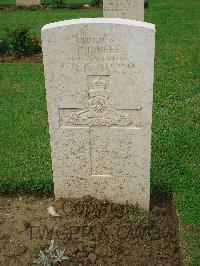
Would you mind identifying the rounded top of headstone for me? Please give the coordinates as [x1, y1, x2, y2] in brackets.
[41, 18, 155, 33]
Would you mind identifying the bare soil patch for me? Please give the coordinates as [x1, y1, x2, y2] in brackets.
[0, 54, 42, 63]
[0, 5, 101, 12]
[0, 193, 181, 265]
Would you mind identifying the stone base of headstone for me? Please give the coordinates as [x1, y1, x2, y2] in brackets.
[16, 0, 40, 6]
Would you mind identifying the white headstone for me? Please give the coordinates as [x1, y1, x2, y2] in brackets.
[103, 0, 144, 21]
[16, 0, 40, 6]
[42, 18, 155, 210]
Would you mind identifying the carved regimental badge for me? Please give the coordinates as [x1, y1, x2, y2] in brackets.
[67, 76, 132, 127]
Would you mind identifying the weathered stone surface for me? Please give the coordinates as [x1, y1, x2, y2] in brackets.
[42, 18, 155, 210]
[16, 0, 40, 6]
[103, 0, 144, 21]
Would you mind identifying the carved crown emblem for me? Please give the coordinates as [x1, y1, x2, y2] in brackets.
[89, 78, 108, 98]
[91, 79, 106, 91]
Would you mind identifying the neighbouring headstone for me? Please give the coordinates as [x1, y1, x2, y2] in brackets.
[103, 0, 144, 21]
[16, 0, 40, 6]
[42, 18, 155, 210]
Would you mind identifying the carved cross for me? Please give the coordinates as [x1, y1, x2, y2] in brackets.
[59, 75, 142, 176]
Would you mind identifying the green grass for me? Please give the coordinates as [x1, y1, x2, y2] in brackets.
[0, 8, 102, 38]
[0, 64, 53, 195]
[145, 1, 200, 264]
[0, 0, 14, 5]
[0, 0, 97, 6]
[0, 0, 200, 264]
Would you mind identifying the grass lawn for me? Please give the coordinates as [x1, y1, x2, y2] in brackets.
[0, 0, 200, 264]
[0, 0, 15, 5]
[0, 8, 102, 38]
[0, 0, 96, 6]
[0, 64, 53, 195]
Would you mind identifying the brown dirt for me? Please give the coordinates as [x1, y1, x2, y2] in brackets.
[0, 193, 181, 266]
[0, 54, 43, 63]
[0, 5, 102, 12]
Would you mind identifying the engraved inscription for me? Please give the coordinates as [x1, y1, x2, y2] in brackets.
[62, 36, 136, 73]
[76, 37, 119, 54]
[103, 0, 144, 21]
[105, 0, 135, 12]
